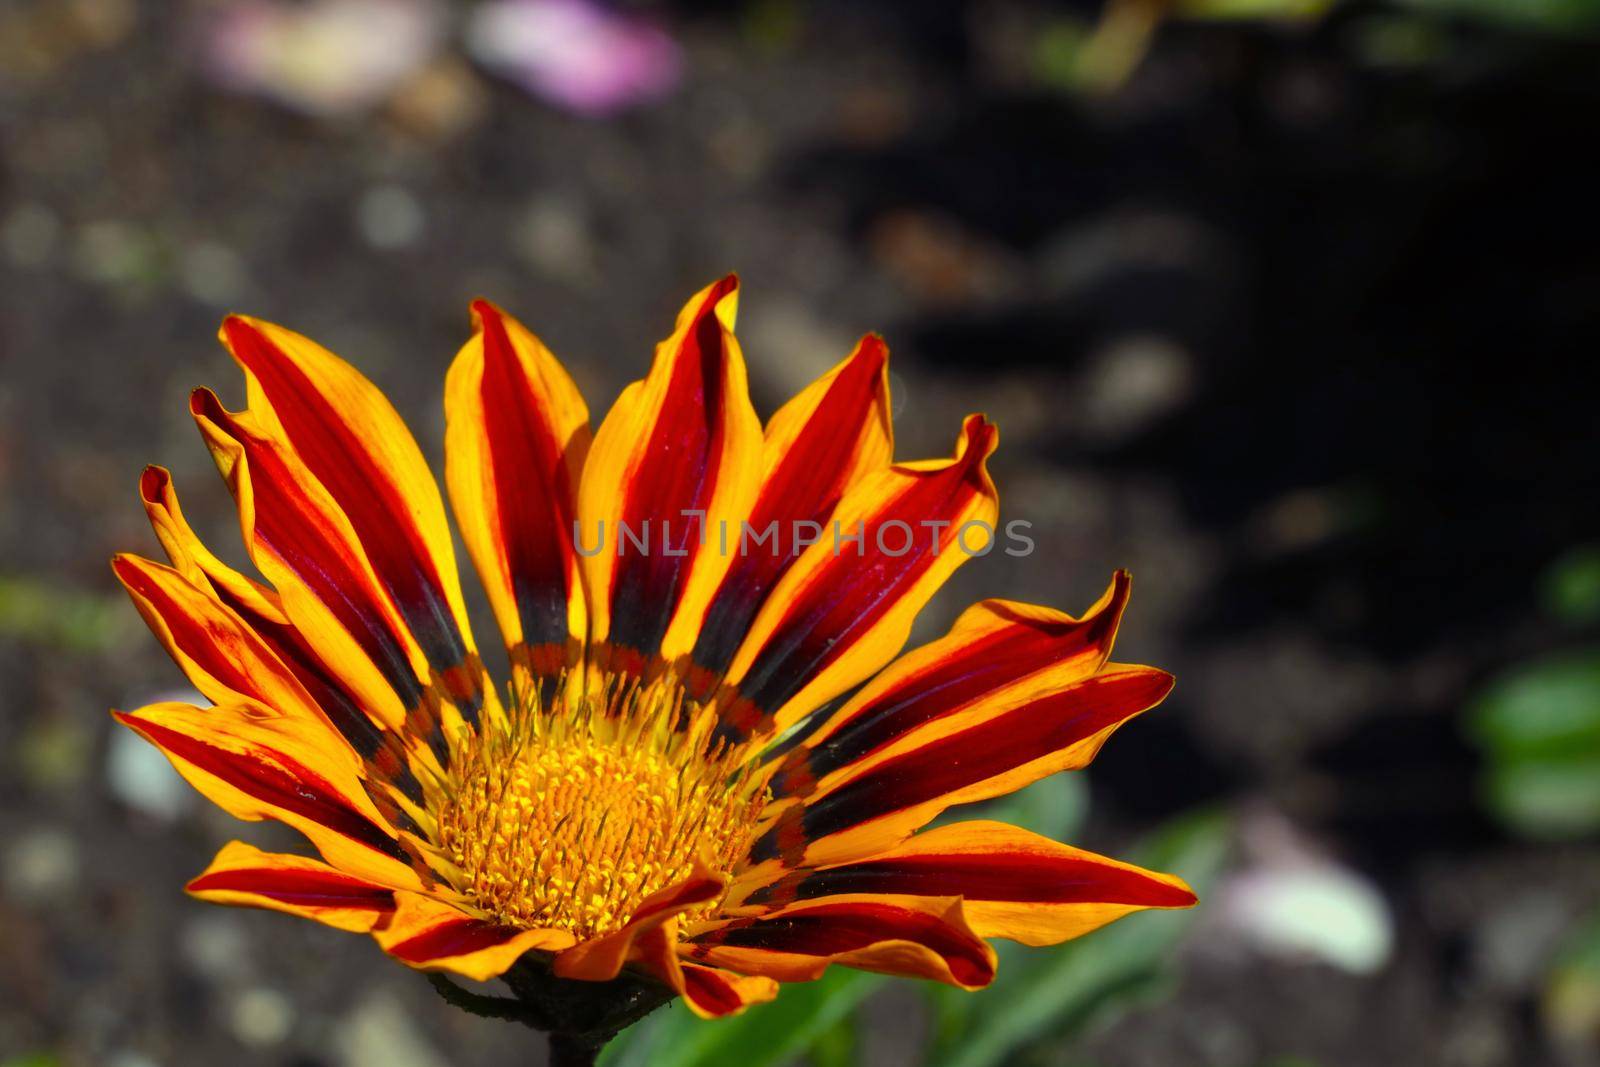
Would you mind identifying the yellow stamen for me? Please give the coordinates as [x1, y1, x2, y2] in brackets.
[429, 671, 766, 941]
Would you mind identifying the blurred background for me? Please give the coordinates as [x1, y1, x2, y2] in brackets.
[2, 1, 1598, 1065]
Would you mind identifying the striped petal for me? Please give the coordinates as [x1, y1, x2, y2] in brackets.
[187, 840, 396, 933]
[113, 701, 418, 890]
[138, 465, 283, 623]
[220, 316, 489, 715]
[717, 414, 999, 742]
[746, 664, 1173, 869]
[688, 898, 996, 989]
[770, 572, 1131, 800]
[445, 300, 591, 680]
[660, 960, 779, 1019]
[113, 553, 329, 730]
[689, 335, 892, 682]
[577, 276, 763, 668]
[552, 864, 724, 981]
[374, 891, 574, 981]
[740, 820, 1195, 946]
[135, 468, 425, 807]
[191, 388, 455, 747]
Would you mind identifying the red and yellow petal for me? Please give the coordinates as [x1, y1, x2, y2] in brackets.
[552, 864, 725, 981]
[113, 701, 419, 890]
[746, 664, 1173, 870]
[187, 840, 396, 933]
[374, 891, 574, 981]
[659, 960, 780, 1019]
[718, 414, 1000, 742]
[689, 334, 892, 681]
[190, 388, 440, 737]
[577, 276, 764, 667]
[738, 820, 1195, 946]
[771, 572, 1131, 800]
[138, 465, 286, 624]
[688, 897, 996, 990]
[445, 300, 591, 680]
[220, 316, 489, 713]
[113, 554, 326, 727]
[132, 469, 425, 810]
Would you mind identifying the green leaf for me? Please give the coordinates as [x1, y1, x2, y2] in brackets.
[1485, 756, 1600, 840]
[602, 966, 882, 1067]
[1543, 546, 1600, 625]
[1467, 652, 1600, 762]
[1177, 0, 1334, 20]
[1397, 0, 1600, 32]
[929, 810, 1231, 1067]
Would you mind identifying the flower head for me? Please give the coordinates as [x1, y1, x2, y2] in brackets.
[113, 277, 1194, 1020]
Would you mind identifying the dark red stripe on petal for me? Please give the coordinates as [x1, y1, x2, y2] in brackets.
[691, 336, 889, 676]
[778, 576, 1130, 794]
[192, 389, 426, 711]
[750, 668, 1171, 860]
[189, 868, 395, 910]
[695, 902, 993, 986]
[386, 918, 521, 964]
[212, 585, 424, 808]
[680, 965, 748, 1016]
[222, 320, 475, 703]
[125, 715, 403, 861]
[608, 277, 737, 657]
[476, 301, 579, 651]
[746, 851, 1195, 909]
[732, 418, 997, 725]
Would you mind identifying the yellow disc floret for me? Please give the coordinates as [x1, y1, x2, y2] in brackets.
[431, 672, 766, 941]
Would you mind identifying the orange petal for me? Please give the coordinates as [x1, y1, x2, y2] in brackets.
[113, 701, 419, 890]
[375, 891, 574, 981]
[138, 465, 285, 624]
[688, 897, 996, 990]
[191, 388, 446, 739]
[577, 276, 763, 666]
[445, 300, 591, 680]
[551, 865, 724, 981]
[718, 414, 999, 742]
[690, 334, 892, 679]
[738, 820, 1195, 946]
[770, 572, 1131, 801]
[136, 468, 429, 806]
[745, 664, 1173, 870]
[220, 316, 489, 714]
[187, 840, 396, 933]
[657, 959, 779, 1019]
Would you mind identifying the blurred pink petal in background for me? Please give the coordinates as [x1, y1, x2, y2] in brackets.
[200, 0, 445, 119]
[465, 0, 682, 116]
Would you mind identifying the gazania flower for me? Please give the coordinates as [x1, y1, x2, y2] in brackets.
[113, 277, 1194, 1049]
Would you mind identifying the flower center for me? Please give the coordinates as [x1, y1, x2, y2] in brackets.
[431, 674, 766, 941]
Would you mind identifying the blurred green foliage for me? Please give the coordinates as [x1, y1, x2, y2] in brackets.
[1544, 908, 1600, 1045]
[605, 773, 1227, 1067]
[1467, 550, 1600, 839]
[1542, 546, 1600, 626]
[1399, 0, 1600, 30]
[1469, 652, 1600, 838]
[602, 967, 882, 1067]
[0, 574, 126, 652]
[1036, 0, 1600, 97]
[928, 809, 1228, 1067]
